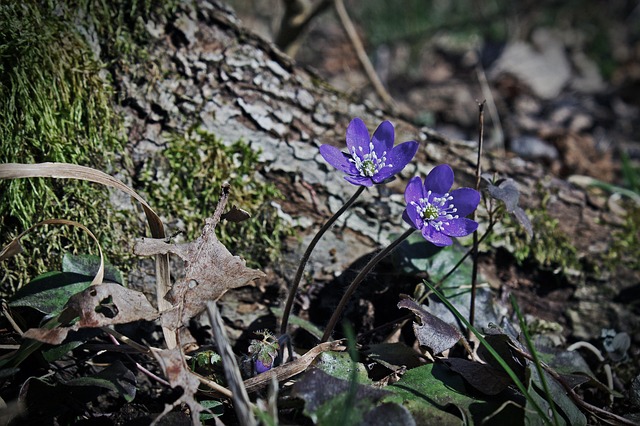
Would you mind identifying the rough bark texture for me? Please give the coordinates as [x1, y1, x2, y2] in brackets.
[114, 1, 637, 338]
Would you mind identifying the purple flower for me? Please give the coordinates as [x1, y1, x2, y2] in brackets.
[403, 164, 480, 247]
[319, 118, 419, 187]
[255, 359, 272, 374]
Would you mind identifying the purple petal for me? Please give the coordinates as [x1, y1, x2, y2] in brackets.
[424, 164, 454, 194]
[403, 206, 422, 229]
[441, 217, 478, 237]
[373, 141, 419, 182]
[402, 210, 414, 228]
[345, 118, 370, 154]
[345, 175, 374, 187]
[404, 176, 424, 205]
[371, 120, 395, 154]
[449, 188, 481, 217]
[319, 145, 357, 174]
[255, 359, 271, 374]
[422, 225, 452, 247]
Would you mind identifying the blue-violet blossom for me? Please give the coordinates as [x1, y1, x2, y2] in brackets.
[403, 164, 480, 247]
[255, 359, 272, 374]
[319, 117, 419, 187]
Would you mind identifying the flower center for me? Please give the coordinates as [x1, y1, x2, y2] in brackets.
[421, 205, 439, 220]
[350, 142, 392, 178]
[361, 159, 376, 176]
[414, 191, 459, 231]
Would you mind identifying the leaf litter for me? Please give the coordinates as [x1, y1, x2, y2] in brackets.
[2, 159, 637, 425]
[0, 164, 267, 424]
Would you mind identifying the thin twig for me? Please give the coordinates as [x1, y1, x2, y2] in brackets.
[104, 331, 170, 387]
[2, 302, 23, 335]
[275, 0, 333, 55]
[475, 60, 504, 152]
[242, 340, 345, 393]
[194, 372, 234, 399]
[102, 326, 150, 354]
[469, 100, 486, 329]
[512, 345, 636, 426]
[333, 0, 397, 112]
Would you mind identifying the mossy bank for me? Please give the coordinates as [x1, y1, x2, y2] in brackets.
[0, 1, 290, 295]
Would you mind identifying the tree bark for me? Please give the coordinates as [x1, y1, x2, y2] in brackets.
[115, 1, 637, 338]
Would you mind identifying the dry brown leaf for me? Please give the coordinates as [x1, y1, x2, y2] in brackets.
[135, 184, 265, 330]
[0, 162, 174, 348]
[150, 347, 205, 426]
[24, 283, 159, 344]
[398, 296, 463, 355]
[221, 205, 251, 223]
[0, 239, 23, 262]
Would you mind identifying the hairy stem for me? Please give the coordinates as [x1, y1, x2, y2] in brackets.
[280, 185, 366, 335]
[321, 228, 415, 342]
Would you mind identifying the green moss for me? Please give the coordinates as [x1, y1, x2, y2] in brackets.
[511, 208, 579, 272]
[0, 0, 176, 295]
[488, 193, 580, 273]
[1, 0, 289, 295]
[605, 206, 640, 271]
[137, 128, 293, 267]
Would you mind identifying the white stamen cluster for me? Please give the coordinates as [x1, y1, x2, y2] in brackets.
[411, 190, 458, 231]
[350, 142, 392, 177]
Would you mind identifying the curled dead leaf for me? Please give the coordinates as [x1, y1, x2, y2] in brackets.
[136, 184, 265, 329]
[221, 205, 251, 223]
[23, 284, 159, 345]
[398, 296, 463, 355]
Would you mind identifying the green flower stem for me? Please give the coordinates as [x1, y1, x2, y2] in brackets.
[280, 185, 366, 335]
[321, 227, 416, 342]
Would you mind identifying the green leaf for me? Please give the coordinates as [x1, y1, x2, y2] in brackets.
[292, 368, 392, 425]
[199, 399, 224, 421]
[424, 282, 551, 424]
[315, 392, 366, 425]
[526, 367, 587, 426]
[386, 363, 496, 425]
[393, 236, 473, 289]
[387, 363, 528, 425]
[314, 351, 371, 383]
[65, 360, 136, 402]
[62, 253, 123, 284]
[8, 272, 92, 315]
